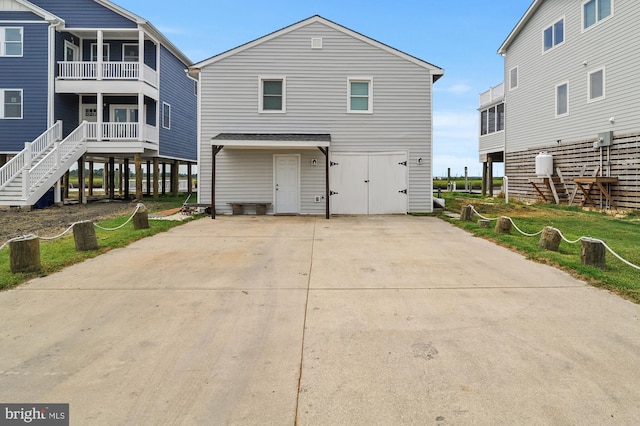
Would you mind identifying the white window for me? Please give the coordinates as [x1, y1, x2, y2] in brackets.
[583, 0, 613, 29]
[556, 82, 569, 117]
[122, 44, 139, 62]
[348, 77, 373, 113]
[588, 68, 605, 102]
[91, 43, 110, 61]
[162, 102, 171, 129]
[543, 18, 565, 52]
[1, 89, 23, 119]
[64, 41, 79, 61]
[1, 27, 23, 57]
[480, 102, 505, 136]
[509, 67, 519, 90]
[259, 77, 286, 113]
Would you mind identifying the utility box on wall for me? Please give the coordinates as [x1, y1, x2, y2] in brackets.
[594, 131, 614, 148]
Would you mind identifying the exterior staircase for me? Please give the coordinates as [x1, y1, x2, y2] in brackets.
[0, 121, 89, 207]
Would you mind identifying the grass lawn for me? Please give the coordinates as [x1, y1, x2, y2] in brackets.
[0, 196, 201, 291]
[439, 193, 640, 303]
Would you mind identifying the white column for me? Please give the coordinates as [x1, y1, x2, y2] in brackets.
[138, 30, 145, 81]
[138, 93, 144, 142]
[97, 92, 103, 141]
[97, 30, 103, 80]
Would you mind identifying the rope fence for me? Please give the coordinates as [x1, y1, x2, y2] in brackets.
[1, 203, 146, 251]
[466, 205, 640, 271]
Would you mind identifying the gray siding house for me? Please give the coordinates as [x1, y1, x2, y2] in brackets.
[481, 0, 640, 209]
[189, 16, 443, 217]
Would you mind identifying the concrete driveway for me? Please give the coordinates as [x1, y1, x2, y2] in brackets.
[1, 216, 639, 425]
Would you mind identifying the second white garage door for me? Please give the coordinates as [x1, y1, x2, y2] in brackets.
[330, 152, 408, 214]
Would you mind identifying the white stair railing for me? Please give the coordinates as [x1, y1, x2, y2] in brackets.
[0, 121, 62, 190]
[23, 122, 88, 199]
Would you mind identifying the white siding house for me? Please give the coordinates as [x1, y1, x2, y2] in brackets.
[189, 16, 443, 217]
[482, 0, 640, 209]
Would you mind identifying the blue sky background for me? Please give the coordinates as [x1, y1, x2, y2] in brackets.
[118, 0, 533, 177]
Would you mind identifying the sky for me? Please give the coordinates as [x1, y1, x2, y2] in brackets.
[117, 0, 534, 177]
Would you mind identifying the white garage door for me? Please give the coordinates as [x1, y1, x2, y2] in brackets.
[330, 152, 408, 214]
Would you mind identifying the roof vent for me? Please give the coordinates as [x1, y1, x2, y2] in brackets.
[311, 38, 323, 49]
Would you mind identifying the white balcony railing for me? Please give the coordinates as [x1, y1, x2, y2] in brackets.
[85, 122, 159, 144]
[479, 82, 505, 107]
[57, 61, 158, 87]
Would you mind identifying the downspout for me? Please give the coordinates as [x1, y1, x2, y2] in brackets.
[48, 20, 59, 128]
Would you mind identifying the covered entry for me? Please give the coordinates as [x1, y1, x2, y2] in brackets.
[330, 152, 408, 214]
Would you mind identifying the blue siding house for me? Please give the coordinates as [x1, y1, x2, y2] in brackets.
[0, 0, 197, 206]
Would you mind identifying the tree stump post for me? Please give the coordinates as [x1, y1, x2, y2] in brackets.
[495, 216, 512, 234]
[581, 238, 606, 269]
[73, 221, 98, 251]
[133, 205, 149, 230]
[9, 236, 41, 273]
[539, 227, 561, 252]
[460, 205, 474, 221]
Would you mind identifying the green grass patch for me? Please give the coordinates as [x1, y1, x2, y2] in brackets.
[440, 193, 640, 303]
[0, 203, 201, 291]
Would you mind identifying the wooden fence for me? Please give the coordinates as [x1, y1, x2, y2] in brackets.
[505, 133, 640, 209]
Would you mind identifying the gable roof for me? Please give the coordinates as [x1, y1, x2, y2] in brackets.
[498, 0, 540, 54]
[191, 15, 444, 82]
[12, 0, 64, 23]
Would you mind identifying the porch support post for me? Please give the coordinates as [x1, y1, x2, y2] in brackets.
[135, 154, 143, 201]
[187, 163, 193, 195]
[161, 162, 166, 196]
[153, 158, 159, 199]
[138, 93, 144, 142]
[124, 158, 130, 199]
[64, 170, 70, 199]
[146, 160, 151, 196]
[318, 146, 330, 219]
[88, 161, 94, 197]
[172, 160, 179, 197]
[54, 178, 61, 205]
[211, 145, 224, 219]
[138, 30, 145, 82]
[77, 156, 85, 204]
[97, 30, 103, 80]
[108, 157, 115, 199]
[481, 161, 488, 197]
[97, 92, 103, 141]
[118, 162, 124, 196]
[488, 157, 494, 197]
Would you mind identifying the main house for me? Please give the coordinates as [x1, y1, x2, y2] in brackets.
[189, 16, 443, 218]
[479, 0, 640, 209]
[0, 0, 197, 207]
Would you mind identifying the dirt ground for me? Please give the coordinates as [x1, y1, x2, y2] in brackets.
[0, 198, 183, 242]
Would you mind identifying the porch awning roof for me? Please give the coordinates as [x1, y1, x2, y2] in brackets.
[211, 133, 331, 149]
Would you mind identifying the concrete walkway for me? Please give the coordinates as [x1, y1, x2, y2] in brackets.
[1, 216, 639, 425]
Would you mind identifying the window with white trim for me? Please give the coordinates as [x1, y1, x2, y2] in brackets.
[556, 82, 569, 117]
[91, 43, 110, 61]
[543, 18, 564, 52]
[162, 102, 171, 129]
[1, 89, 23, 119]
[583, 0, 612, 29]
[348, 78, 373, 113]
[0, 27, 23, 57]
[480, 102, 504, 136]
[588, 68, 605, 102]
[122, 44, 139, 62]
[509, 67, 518, 90]
[259, 77, 286, 113]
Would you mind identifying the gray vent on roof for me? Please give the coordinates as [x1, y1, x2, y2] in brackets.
[311, 38, 323, 49]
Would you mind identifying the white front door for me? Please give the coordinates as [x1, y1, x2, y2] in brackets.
[275, 155, 300, 214]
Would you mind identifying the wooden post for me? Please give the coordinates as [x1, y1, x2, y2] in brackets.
[88, 161, 94, 197]
[539, 227, 561, 251]
[9, 236, 41, 273]
[495, 216, 512, 234]
[187, 163, 193, 195]
[73, 221, 98, 251]
[153, 158, 159, 199]
[161, 162, 166, 196]
[109, 157, 115, 199]
[146, 160, 151, 196]
[581, 238, 606, 269]
[124, 158, 130, 200]
[133, 205, 149, 230]
[63, 170, 70, 199]
[460, 205, 474, 221]
[135, 153, 143, 201]
[477, 219, 491, 228]
[172, 160, 180, 197]
[77, 156, 85, 203]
